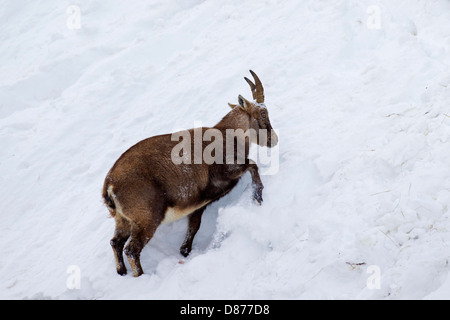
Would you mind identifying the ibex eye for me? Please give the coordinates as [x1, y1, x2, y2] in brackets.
[260, 110, 267, 118]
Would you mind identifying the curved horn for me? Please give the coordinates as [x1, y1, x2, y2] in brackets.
[247, 70, 264, 104]
[244, 77, 256, 101]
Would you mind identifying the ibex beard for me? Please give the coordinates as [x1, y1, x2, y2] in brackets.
[103, 70, 278, 277]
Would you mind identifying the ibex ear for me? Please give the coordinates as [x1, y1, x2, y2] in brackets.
[228, 103, 238, 109]
[238, 95, 250, 112]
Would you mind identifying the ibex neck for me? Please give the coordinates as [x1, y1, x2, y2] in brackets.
[214, 107, 250, 131]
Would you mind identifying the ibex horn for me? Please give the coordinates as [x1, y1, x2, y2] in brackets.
[244, 70, 264, 104]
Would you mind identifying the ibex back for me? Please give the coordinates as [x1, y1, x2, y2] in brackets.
[102, 71, 278, 277]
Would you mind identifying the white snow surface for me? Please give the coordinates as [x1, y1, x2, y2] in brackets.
[1, 0, 450, 300]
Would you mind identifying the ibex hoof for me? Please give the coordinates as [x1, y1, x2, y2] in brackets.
[117, 266, 127, 276]
[180, 246, 191, 258]
[253, 195, 263, 206]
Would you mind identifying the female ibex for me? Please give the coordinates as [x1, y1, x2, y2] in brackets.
[102, 71, 278, 277]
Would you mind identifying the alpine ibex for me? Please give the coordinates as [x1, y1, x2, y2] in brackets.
[102, 71, 278, 277]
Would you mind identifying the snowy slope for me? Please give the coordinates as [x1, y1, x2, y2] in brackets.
[1, 0, 450, 299]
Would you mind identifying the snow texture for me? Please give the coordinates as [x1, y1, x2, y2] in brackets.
[1, 0, 450, 299]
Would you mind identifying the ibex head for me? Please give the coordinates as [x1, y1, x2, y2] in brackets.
[229, 70, 279, 148]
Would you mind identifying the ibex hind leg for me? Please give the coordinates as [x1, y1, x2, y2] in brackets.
[110, 213, 131, 276]
[123, 210, 162, 277]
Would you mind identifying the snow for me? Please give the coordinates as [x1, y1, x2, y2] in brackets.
[1, 0, 450, 299]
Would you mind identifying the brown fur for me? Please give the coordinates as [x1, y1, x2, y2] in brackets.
[103, 72, 278, 277]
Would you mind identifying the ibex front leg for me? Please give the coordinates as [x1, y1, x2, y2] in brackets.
[180, 207, 206, 257]
[248, 164, 264, 205]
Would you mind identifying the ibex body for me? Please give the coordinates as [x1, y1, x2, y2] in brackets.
[103, 71, 278, 277]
